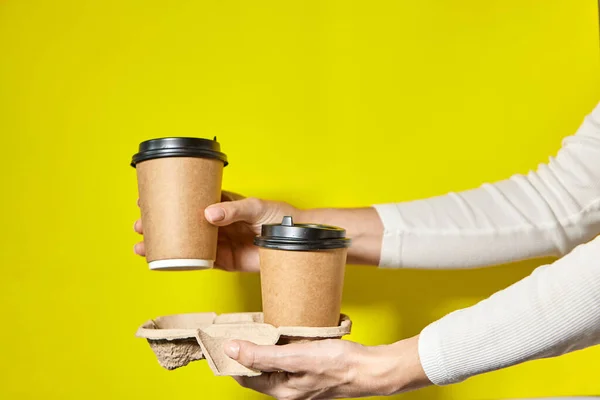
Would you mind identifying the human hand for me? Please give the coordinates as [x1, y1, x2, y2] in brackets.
[224, 336, 431, 399]
[133, 191, 299, 272]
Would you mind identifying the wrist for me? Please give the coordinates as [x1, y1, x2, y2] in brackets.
[298, 207, 383, 266]
[365, 335, 432, 396]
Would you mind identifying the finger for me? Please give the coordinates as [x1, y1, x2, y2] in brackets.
[221, 190, 245, 202]
[205, 197, 266, 227]
[214, 239, 235, 271]
[134, 242, 145, 256]
[137, 198, 140, 207]
[233, 373, 294, 399]
[224, 340, 305, 373]
[134, 219, 143, 234]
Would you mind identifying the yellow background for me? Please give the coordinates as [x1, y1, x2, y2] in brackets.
[1, 1, 599, 399]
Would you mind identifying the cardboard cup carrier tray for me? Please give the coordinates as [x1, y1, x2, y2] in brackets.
[136, 312, 352, 376]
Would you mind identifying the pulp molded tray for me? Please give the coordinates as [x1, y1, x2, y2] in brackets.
[136, 312, 352, 376]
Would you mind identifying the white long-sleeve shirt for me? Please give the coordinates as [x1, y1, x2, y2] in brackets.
[373, 101, 600, 385]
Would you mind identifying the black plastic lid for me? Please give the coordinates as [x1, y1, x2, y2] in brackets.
[131, 137, 228, 167]
[254, 216, 351, 251]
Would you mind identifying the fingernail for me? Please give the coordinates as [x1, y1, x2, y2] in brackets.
[206, 207, 225, 222]
[224, 341, 240, 359]
[133, 244, 139, 254]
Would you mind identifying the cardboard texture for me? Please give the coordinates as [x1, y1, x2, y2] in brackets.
[259, 247, 348, 328]
[197, 324, 279, 376]
[214, 312, 263, 324]
[147, 338, 204, 370]
[136, 156, 223, 270]
[136, 312, 216, 370]
[136, 312, 352, 376]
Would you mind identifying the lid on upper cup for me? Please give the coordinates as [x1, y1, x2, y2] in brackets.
[131, 137, 228, 167]
[254, 216, 352, 251]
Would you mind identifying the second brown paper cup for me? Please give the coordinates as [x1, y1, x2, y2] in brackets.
[255, 216, 351, 327]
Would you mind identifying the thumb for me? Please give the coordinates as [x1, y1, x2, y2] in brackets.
[224, 340, 300, 372]
[205, 197, 266, 226]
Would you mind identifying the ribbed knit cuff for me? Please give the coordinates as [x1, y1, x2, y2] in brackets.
[372, 203, 404, 268]
[591, 101, 600, 121]
[418, 321, 455, 386]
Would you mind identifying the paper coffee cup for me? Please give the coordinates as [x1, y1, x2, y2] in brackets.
[131, 137, 228, 271]
[255, 216, 351, 327]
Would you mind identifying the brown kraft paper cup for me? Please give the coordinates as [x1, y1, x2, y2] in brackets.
[259, 247, 347, 328]
[254, 216, 351, 330]
[132, 137, 227, 270]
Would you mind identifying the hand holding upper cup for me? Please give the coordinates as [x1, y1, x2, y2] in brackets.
[133, 191, 299, 272]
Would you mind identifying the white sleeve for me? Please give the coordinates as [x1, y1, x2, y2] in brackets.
[373, 102, 600, 269]
[418, 235, 600, 385]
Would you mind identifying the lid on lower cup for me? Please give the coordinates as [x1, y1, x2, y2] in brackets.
[131, 137, 228, 167]
[254, 216, 352, 251]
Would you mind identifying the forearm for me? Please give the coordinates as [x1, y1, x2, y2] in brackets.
[300, 207, 383, 266]
[418, 234, 600, 385]
[375, 102, 600, 269]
